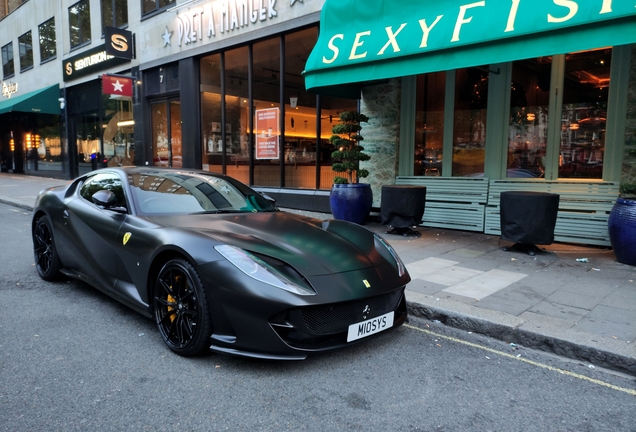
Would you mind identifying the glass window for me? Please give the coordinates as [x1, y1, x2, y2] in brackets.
[507, 58, 552, 178]
[1, 42, 14, 78]
[559, 48, 611, 180]
[69, 0, 91, 48]
[414, 72, 445, 176]
[102, 94, 135, 168]
[129, 172, 277, 215]
[101, 0, 128, 31]
[142, 0, 175, 15]
[26, 115, 63, 174]
[80, 173, 127, 209]
[253, 37, 281, 188]
[38, 18, 57, 62]
[224, 46, 250, 184]
[170, 101, 182, 167]
[284, 28, 319, 189]
[453, 67, 488, 176]
[200, 53, 223, 173]
[199, 27, 356, 189]
[18, 31, 33, 71]
[151, 102, 169, 167]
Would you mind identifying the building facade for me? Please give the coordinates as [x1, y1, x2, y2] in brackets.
[1, 0, 635, 246]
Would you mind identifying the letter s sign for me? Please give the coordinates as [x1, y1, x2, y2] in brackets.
[110, 34, 128, 52]
[104, 26, 134, 59]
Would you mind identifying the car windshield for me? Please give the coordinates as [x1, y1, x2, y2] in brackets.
[128, 172, 278, 215]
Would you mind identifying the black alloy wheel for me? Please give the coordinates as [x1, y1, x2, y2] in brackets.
[153, 258, 212, 356]
[33, 215, 62, 281]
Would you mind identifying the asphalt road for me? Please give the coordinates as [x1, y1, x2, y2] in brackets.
[1, 204, 635, 431]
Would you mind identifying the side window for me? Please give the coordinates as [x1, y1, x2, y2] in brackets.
[80, 173, 127, 209]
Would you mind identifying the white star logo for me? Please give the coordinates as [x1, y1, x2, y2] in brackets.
[162, 27, 172, 47]
[112, 80, 124, 92]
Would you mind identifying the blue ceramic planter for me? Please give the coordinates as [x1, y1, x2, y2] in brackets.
[608, 198, 636, 266]
[330, 183, 373, 225]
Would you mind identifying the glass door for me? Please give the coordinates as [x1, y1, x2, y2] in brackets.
[170, 100, 182, 167]
[151, 99, 181, 167]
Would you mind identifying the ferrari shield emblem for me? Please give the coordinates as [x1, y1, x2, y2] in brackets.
[363, 279, 371, 288]
[123, 232, 132, 245]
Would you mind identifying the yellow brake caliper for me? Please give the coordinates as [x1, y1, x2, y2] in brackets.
[167, 294, 176, 322]
[166, 275, 181, 322]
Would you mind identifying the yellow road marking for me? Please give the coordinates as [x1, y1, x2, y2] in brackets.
[405, 323, 636, 396]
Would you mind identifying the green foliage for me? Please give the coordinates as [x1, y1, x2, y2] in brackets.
[619, 183, 636, 198]
[330, 111, 370, 184]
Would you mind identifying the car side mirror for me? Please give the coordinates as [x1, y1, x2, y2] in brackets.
[259, 192, 276, 206]
[92, 189, 117, 207]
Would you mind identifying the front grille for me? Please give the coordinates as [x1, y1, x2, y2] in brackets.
[269, 310, 288, 325]
[300, 289, 404, 335]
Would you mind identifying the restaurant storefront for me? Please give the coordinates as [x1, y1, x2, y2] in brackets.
[0, 84, 63, 176]
[302, 0, 636, 245]
[197, 26, 357, 190]
[62, 44, 135, 178]
[136, 0, 360, 210]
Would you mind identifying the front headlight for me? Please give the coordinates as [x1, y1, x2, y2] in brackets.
[215, 245, 316, 296]
[374, 234, 407, 277]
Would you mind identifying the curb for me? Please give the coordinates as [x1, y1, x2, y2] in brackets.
[406, 297, 636, 376]
[0, 198, 33, 212]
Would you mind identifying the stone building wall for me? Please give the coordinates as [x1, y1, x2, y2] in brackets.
[359, 79, 401, 207]
[622, 44, 636, 185]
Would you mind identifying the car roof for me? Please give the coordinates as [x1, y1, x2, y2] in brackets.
[91, 166, 228, 180]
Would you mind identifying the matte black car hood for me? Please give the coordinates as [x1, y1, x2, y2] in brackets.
[149, 212, 379, 276]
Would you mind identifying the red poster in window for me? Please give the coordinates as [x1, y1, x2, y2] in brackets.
[255, 108, 279, 160]
[102, 74, 133, 97]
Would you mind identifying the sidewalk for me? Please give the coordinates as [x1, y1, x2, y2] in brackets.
[2, 172, 635, 375]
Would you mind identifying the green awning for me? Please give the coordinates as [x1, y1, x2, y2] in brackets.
[304, 0, 636, 98]
[0, 84, 61, 115]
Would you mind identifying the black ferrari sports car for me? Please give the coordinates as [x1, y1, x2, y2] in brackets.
[32, 167, 410, 359]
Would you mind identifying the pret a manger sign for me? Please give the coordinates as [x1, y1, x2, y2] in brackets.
[314, 0, 635, 68]
[166, 0, 278, 48]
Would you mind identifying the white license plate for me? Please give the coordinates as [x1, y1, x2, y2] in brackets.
[347, 311, 394, 342]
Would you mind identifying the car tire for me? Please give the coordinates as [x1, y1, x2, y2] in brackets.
[153, 258, 213, 357]
[33, 215, 62, 281]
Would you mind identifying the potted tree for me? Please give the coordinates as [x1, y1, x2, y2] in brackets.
[608, 182, 636, 265]
[328, 111, 372, 224]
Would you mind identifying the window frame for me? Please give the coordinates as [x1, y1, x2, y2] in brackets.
[141, 0, 175, 17]
[38, 17, 57, 63]
[69, 0, 92, 49]
[79, 172, 129, 211]
[18, 30, 34, 72]
[403, 46, 629, 182]
[1, 42, 15, 79]
[101, 0, 128, 33]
